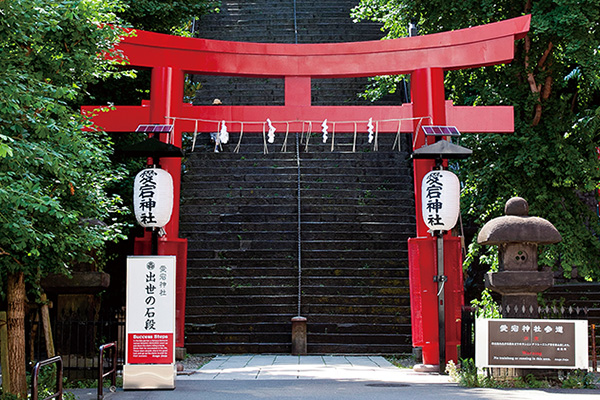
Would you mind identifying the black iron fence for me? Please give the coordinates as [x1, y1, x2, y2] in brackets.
[28, 308, 125, 381]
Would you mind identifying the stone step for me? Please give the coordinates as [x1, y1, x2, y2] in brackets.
[185, 142, 409, 158]
[180, 187, 412, 199]
[182, 220, 414, 231]
[184, 321, 410, 335]
[186, 294, 408, 307]
[186, 284, 408, 297]
[183, 174, 412, 186]
[184, 239, 405, 251]
[187, 139, 407, 154]
[184, 233, 412, 245]
[184, 155, 410, 167]
[183, 212, 413, 224]
[186, 275, 407, 288]
[181, 196, 413, 207]
[181, 203, 414, 215]
[188, 264, 410, 279]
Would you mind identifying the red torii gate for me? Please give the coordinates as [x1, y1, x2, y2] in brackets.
[84, 15, 530, 364]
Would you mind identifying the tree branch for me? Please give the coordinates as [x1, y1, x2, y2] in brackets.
[541, 75, 553, 101]
[538, 42, 554, 69]
[524, 36, 540, 93]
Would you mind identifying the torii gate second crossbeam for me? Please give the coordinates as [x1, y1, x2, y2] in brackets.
[83, 15, 530, 366]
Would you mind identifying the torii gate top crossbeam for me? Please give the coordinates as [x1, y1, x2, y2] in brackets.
[117, 16, 530, 78]
[91, 16, 530, 134]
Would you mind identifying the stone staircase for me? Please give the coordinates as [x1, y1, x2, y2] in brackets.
[190, 0, 407, 107]
[180, 132, 415, 353]
[194, 0, 384, 44]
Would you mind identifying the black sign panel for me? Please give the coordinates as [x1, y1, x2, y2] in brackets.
[487, 320, 576, 367]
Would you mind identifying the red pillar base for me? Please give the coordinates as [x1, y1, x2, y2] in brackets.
[408, 236, 463, 366]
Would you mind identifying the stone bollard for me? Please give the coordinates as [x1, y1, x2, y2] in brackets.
[291, 316, 307, 355]
[477, 197, 561, 318]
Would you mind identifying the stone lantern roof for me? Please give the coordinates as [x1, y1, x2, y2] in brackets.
[477, 197, 562, 245]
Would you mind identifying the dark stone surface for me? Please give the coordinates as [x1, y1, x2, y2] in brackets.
[42, 271, 110, 294]
[504, 196, 528, 216]
[485, 271, 554, 295]
[477, 197, 561, 245]
[477, 215, 562, 245]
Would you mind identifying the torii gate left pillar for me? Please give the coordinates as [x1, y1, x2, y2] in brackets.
[133, 67, 189, 352]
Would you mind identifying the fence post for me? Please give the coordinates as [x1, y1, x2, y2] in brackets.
[460, 306, 475, 360]
[31, 356, 63, 400]
[98, 342, 118, 400]
[592, 324, 597, 372]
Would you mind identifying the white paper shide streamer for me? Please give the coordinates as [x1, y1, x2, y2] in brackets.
[267, 118, 276, 143]
[421, 170, 460, 232]
[321, 119, 329, 143]
[367, 118, 374, 143]
[133, 168, 174, 228]
[219, 120, 229, 144]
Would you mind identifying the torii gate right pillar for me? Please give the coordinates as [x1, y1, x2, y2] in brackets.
[409, 67, 463, 367]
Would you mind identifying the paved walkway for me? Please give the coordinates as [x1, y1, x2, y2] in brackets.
[68, 355, 600, 400]
[177, 355, 449, 383]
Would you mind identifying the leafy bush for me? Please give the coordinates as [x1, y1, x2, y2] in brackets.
[559, 370, 599, 389]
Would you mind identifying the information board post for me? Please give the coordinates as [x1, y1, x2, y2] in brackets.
[124, 256, 176, 390]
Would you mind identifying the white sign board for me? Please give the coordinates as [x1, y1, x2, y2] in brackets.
[476, 318, 588, 369]
[124, 256, 176, 389]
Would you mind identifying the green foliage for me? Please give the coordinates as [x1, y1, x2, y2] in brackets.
[470, 289, 501, 319]
[385, 354, 418, 369]
[447, 359, 554, 388]
[0, 0, 131, 295]
[352, 0, 600, 280]
[446, 358, 496, 387]
[559, 369, 599, 389]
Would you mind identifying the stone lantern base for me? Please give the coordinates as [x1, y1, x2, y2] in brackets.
[485, 270, 553, 318]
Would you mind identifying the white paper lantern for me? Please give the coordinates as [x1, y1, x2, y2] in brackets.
[421, 170, 460, 232]
[133, 168, 174, 228]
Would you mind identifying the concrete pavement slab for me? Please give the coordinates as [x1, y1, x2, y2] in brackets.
[69, 379, 600, 400]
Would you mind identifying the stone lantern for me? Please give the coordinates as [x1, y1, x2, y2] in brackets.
[477, 197, 561, 317]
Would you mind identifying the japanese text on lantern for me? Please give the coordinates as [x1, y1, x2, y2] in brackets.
[424, 172, 444, 227]
[137, 169, 158, 226]
[421, 170, 460, 232]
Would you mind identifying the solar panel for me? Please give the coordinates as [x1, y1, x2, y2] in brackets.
[422, 125, 461, 136]
[135, 124, 174, 133]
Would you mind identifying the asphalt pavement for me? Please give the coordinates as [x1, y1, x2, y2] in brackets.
[67, 355, 600, 400]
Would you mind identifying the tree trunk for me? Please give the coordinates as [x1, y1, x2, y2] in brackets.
[7, 271, 27, 398]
